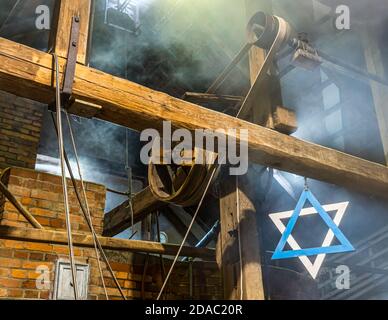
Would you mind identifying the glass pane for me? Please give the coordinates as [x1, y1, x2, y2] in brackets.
[0, 0, 57, 52]
[89, 0, 250, 99]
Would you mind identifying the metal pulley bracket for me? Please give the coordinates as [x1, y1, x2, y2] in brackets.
[62, 16, 81, 101]
[49, 16, 101, 119]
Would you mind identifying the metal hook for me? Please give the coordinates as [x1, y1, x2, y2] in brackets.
[304, 177, 309, 191]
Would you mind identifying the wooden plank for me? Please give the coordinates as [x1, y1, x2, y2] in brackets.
[0, 226, 215, 259]
[0, 38, 388, 198]
[54, 0, 92, 65]
[362, 27, 388, 165]
[103, 186, 164, 237]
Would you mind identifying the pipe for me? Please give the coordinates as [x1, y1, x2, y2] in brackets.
[181, 220, 220, 263]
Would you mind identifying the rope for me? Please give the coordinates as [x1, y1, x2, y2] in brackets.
[235, 175, 244, 300]
[156, 162, 219, 300]
[125, 128, 135, 237]
[52, 53, 79, 300]
[50, 112, 127, 300]
[157, 16, 288, 300]
[65, 113, 109, 300]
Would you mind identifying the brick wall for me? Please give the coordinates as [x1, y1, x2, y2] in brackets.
[0, 167, 105, 235]
[0, 90, 44, 170]
[0, 240, 222, 300]
[0, 167, 222, 300]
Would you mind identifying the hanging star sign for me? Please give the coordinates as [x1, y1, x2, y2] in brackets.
[270, 189, 355, 279]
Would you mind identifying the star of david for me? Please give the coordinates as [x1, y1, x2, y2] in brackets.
[270, 189, 355, 279]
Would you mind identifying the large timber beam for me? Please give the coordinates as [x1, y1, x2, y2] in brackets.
[103, 187, 164, 237]
[0, 226, 214, 259]
[0, 38, 388, 198]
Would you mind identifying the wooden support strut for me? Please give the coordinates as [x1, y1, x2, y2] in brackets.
[0, 38, 387, 198]
[0, 169, 43, 229]
[103, 187, 164, 237]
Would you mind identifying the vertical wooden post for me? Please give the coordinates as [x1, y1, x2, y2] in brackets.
[217, 0, 280, 300]
[244, 0, 277, 127]
[362, 27, 388, 165]
[53, 0, 92, 65]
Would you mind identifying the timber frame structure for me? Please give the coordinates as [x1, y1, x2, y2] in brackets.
[0, 2, 387, 198]
[0, 0, 388, 300]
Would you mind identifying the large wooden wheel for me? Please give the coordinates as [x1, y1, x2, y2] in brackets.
[148, 148, 218, 207]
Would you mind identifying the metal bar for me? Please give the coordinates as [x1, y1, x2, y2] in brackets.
[62, 16, 81, 98]
[319, 50, 388, 87]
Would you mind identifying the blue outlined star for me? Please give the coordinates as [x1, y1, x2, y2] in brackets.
[270, 189, 355, 277]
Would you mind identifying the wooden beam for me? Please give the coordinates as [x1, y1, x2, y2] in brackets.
[216, 0, 275, 300]
[54, 0, 92, 65]
[103, 187, 164, 237]
[0, 38, 388, 198]
[0, 226, 215, 259]
[162, 206, 199, 246]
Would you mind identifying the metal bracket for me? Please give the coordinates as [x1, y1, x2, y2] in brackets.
[62, 16, 81, 101]
[49, 16, 80, 112]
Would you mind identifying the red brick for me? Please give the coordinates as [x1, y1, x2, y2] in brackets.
[0, 257, 22, 268]
[29, 252, 44, 261]
[7, 288, 23, 297]
[25, 243, 53, 253]
[11, 269, 28, 279]
[39, 291, 50, 299]
[13, 251, 29, 259]
[0, 248, 13, 258]
[50, 218, 65, 229]
[12, 168, 39, 180]
[30, 190, 59, 202]
[21, 280, 37, 289]
[110, 262, 131, 273]
[0, 278, 22, 288]
[44, 254, 58, 262]
[24, 290, 40, 299]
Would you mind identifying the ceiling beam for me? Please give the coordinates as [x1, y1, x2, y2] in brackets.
[0, 37, 388, 198]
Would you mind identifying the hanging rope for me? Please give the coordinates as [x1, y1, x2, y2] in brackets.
[52, 53, 79, 300]
[65, 113, 109, 300]
[235, 175, 244, 300]
[156, 159, 219, 300]
[50, 111, 127, 300]
[125, 128, 135, 238]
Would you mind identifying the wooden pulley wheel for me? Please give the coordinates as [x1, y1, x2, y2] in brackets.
[148, 148, 218, 207]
